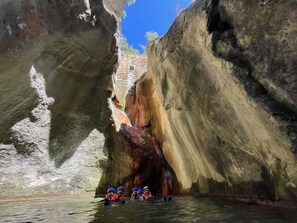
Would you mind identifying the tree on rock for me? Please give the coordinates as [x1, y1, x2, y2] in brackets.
[140, 31, 159, 54]
[145, 31, 159, 42]
[120, 35, 139, 54]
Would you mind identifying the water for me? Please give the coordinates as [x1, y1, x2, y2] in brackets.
[0, 196, 296, 223]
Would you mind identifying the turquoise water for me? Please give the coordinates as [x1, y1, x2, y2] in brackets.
[0, 196, 296, 222]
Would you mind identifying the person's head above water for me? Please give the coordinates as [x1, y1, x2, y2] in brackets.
[132, 187, 138, 191]
[132, 187, 138, 193]
[143, 186, 149, 192]
[107, 187, 116, 194]
[117, 186, 124, 195]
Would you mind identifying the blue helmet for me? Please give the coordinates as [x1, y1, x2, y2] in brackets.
[107, 187, 115, 193]
[132, 187, 138, 192]
[137, 188, 143, 194]
[117, 186, 125, 191]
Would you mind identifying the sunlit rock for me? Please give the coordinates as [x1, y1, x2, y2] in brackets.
[126, 0, 297, 202]
[0, 0, 128, 198]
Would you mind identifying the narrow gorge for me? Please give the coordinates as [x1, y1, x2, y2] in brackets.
[0, 0, 297, 210]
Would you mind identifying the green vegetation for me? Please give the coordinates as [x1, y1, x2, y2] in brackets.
[127, 0, 136, 6]
[121, 1, 160, 55]
[140, 31, 159, 54]
[123, 0, 137, 18]
[122, 11, 127, 18]
[145, 31, 159, 42]
[120, 35, 139, 54]
[120, 31, 159, 55]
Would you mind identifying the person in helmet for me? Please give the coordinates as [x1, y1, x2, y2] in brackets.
[130, 187, 138, 199]
[137, 188, 144, 200]
[142, 186, 153, 200]
[105, 187, 116, 204]
[114, 186, 125, 203]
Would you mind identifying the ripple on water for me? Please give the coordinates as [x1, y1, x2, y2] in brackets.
[0, 197, 296, 223]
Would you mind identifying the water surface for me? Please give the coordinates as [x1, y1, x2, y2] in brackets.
[0, 196, 296, 222]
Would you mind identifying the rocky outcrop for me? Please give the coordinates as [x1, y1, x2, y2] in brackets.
[0, 0, 128, 198]
[126, 0, 297, 202]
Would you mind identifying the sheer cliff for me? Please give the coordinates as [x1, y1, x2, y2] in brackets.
[125, 0, 297, 202]
[1, 0, 297, 204]
[0, 0, 129, 198]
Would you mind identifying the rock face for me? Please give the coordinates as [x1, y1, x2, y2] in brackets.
[113, 52, 147, 107]
[0, 0, 128, 197]
[1, 0, 297, 203]
[119, 123, 176, 196]
[126, 0, 297, 202]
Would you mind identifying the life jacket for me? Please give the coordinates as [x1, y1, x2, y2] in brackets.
[142, 192, 153, 200]
[131, 193, 138, 199]
[105, 193, 116, 201]
[114, 193, 125, 201]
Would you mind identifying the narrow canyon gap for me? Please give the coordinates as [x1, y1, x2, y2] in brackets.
[0, 0, 296, 207]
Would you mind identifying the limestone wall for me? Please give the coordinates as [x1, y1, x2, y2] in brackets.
[126, 0, 297, 202]
[0, 0, 128, 198]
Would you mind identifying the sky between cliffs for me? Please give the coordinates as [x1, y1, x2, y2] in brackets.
[122, 0, 192, 54]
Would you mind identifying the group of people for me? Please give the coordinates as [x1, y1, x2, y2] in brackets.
[104, 185, 154, 204]
[130, 186, 153, 200]
[105, 186, 125, 203]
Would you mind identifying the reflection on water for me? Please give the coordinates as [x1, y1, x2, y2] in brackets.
[0, 196, 296, 223]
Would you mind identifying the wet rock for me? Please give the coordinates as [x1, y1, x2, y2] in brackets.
[119, 123, 177, 196]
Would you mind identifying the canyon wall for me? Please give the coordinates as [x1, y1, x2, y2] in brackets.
[1, 0, 297, 202]
[113, 52, 147, 107]
[126, 0, 297, 201]
[0, 0, 130, 198]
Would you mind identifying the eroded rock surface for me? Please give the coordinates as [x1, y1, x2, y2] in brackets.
[126, 0, 297, 202]
[0, 0, 128, 197]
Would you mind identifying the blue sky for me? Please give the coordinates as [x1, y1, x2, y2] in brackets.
[122, 0, 192, 53]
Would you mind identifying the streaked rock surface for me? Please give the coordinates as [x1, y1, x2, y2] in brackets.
[1, 0, 297, 205]
[126, 0, 297, 202]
